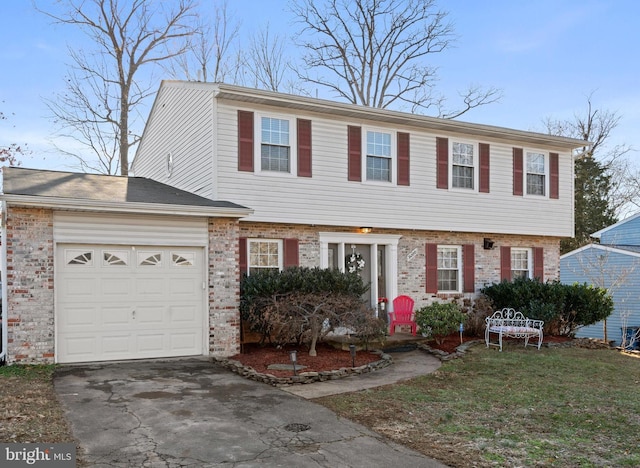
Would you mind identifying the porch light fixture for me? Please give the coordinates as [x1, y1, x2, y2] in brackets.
[483, 238, 495, 250]
[289, 350, 298, 376]
[360, 227, 373, 234]
[349, 344, 356, 367]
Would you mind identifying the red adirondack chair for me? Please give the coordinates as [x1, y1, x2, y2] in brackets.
[389, 295, 417, 336]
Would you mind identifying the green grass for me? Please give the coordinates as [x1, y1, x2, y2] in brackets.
[318, 345, 640, 467]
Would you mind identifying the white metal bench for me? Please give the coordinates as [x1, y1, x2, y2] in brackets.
[485, 308, 544, 352]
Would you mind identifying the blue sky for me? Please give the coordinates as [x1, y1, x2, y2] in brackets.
[1, 0, 638, 172]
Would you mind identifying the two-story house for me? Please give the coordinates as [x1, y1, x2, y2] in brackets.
[0, 81, 585, 364]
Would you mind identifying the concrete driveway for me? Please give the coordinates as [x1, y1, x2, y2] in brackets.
[55, 358, 447, 467]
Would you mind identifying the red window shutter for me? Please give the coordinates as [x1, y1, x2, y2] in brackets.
[479, 143, 490, 193]
[297, 119, 312, 177]
[397, 132, 410, 186]
[550, 152, 559, 199]
[500, 246, 511, 281]
[239, 237, 247, 275]
[283, 238, 299, 268]
[436, 137, 448, 189]
[533, 247, 544, 280]
[238, 111, 254, 172]
[347, 126, 362, 181]
[513, 148, 523, 196]
[463, 244, 475, 293]
[425, 243, 438, 293]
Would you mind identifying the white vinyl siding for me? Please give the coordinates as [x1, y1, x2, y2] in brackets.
[215, 100, 573, 237]
[132, 83, 214, 199]
[135, 83, 575, 238]
[53, 212, 208, 246]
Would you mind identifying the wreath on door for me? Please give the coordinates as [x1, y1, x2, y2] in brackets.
[345, 252, 366, 273]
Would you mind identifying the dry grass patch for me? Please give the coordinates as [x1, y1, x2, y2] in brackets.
[0, 365, 75, 443]
[317, 345, 640, 467]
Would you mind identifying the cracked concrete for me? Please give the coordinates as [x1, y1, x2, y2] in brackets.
[55, 358, 447, 467]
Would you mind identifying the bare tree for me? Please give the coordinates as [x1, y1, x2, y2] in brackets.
[38, 0, 197, 175]
[244, 25, 288, 91]
[165, 0, 240, 82]
[290, 0, 500, 116]
[544, 94, 638, 222]
[1, 110, 28, 167]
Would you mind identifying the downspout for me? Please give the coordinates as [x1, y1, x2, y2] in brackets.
[1, 201, 7, 363]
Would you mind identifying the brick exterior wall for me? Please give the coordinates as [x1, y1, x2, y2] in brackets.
[2, 206, 559, 364]
[5, 208, 55, 364]
[208, 218, 241, 357]
[239, 222, 561, 310]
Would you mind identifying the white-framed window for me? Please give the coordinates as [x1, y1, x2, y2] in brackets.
[248, 239, 283, 274]
[366, 130, 393, 182]
[437, 246, 461, 292]
[451, 141, 476, 189]
[526, 151, 546, 196]
[260, 116, 291, 172]
[511, 248, 532, 279]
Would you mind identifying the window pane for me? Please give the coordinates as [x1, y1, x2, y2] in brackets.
[367, 131, 391, 157]
[261, 117, 289, 145]
[452, 165, 474, 188]
[452, 142, 474, 165]
[437, 247, 459, 291]
[527, 174, 545, 195]
[366, 156, 391, 181]
[261, 144, 290, 171]
[249, 240, 280, 274]
[527, 153, 545, 173]
[452, 142, 474, 189]
[511, 249, 530, 279]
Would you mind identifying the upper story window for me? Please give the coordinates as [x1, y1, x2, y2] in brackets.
[511, 248, 532, 279]
[366, 130, 392, 182]
[248, 239, 283, 274]
[526, 152, 546, 196]
[437, 246, 461, 292]
[452, 142, 475, 189]
[261, 117, 290, 172]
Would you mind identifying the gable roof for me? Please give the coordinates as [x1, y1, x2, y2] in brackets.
[148, 81, 589, 152]
[590, 211, 640, 239]
[1, 167, 252, 217]
[560, 242, 640, 261]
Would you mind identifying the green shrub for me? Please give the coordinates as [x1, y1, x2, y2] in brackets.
[240, 267, 378, 355]
[481, 277, 614, 336]
[415, 302, 466, 344]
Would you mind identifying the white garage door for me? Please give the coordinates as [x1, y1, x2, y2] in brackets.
[56, 244, 205, 363]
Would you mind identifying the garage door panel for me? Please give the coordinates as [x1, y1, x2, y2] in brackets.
[63, 277, 97, 298]
[169, 305, 199, 324]
[101, 277, 132, 296]
[135, 305, 166, 325]
[135, 277, 166, 296]
[101, 306, 132, 326]
[60, 305, 99, 327]
[57, 244, 205, 363]
[169, 277, 199, 295]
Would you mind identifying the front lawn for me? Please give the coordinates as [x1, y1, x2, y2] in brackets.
[317, 345, 640, 467]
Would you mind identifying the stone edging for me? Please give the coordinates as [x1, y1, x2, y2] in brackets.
[213, 349, 393, 387]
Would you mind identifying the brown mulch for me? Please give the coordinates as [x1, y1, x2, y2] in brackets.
[231, 333, 575, 378]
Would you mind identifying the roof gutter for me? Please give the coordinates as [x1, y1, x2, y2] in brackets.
[0, 195, 254, 218]
[212, 83, 590, 151]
